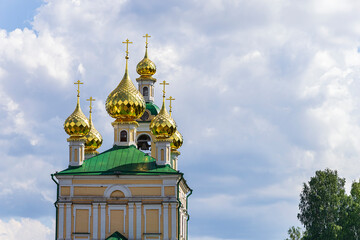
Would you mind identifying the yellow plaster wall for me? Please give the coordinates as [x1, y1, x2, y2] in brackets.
[75, 209, 89, 233]
[164, 186, 175, 196]
[146, 209, 159, 233]
[129, 187, 161, 196]
[110, 190, 125, 198]
[60, 186, 70, 196]
[72, 179, 162, 185]
[110, 210, 125, 234]
[73, 187, 106, 196]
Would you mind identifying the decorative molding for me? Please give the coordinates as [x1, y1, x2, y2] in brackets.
[73, 205, 91, 234]
[104, 185, 132, 198]
[143, 205, 162, 233]
[107, 205, 127, 234]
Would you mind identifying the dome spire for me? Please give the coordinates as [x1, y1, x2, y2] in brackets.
[105, 38, 146, 122]
[64, 80, 90, 138]
[166, 96, 175, 116]
[63, 80, 89, 167]
[122, 38, 132, 79]
[150, 80, 176, 139]
[136, 34, 156, 81]
[87, 96, 95, 126]
[144, 33, 150, 58]
[85, 96, 103, 157]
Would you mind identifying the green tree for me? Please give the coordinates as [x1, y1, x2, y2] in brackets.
[340, 181, 360, 240]
[285, 226, 304, 240]
[297, 169, 346, 240]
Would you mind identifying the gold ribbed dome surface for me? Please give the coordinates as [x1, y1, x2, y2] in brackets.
[106, 70, 146, 121]
[136, 49, 156, 78]
[171, 130, 183, 150]
[64, 100, 90, 137]
[150, 100, 176, 138]
[85, 119, 103, 151]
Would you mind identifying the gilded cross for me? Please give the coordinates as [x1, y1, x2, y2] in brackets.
[74, 80, 83, 97]
[166, 96, 175, 116]
[86, 97, 95, 113]
[160, 80, 169, 97]
[122, 39, 133, 57]
[143, 34, 151, 47]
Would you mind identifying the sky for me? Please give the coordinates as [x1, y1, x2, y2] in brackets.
[1, 0, 360, 239]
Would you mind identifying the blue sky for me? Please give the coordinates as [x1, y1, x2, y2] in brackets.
[1, 0, 360, 239]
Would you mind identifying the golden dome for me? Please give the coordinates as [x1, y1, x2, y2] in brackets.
[106, 54, 146, 121]
[150, 99, 176, 138]
[85, 98, 103, 152]
[64, 97, 90, 138]
[136, 48, 156, 79]
[171, 130, 183, 150]
[85, 118, 103, 152]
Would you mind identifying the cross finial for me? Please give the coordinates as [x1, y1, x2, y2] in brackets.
[122, 39, 133, 58]
[74, 80, 83, 97]
[143, 34, 151, 48]
[166, 96, 175, 116]
[160, 80, 169, 98]
[86, 97, 95, 113]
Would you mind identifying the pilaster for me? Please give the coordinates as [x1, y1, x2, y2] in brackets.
[135, 202, 142, 240]
[129, 202, 135, 239]
[92, 203, 99, 240]
[100, 203, 106, 239]
[65, 203, 72, 240]
[163, 203, 169, 239]
[171, 203, 177, 240]
[58, 203, 65, 240]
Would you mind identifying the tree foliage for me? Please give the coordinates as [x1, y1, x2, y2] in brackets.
[285, 226, 304, 240]
[287, 169, 360, 240]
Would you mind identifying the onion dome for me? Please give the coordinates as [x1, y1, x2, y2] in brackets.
[150, 98, 176, 139]
[136, 48, 156, 79]
[85, 97, 103, 152]
[64, 84, 90, 138]
[171, 130, 183, 150]
[106, 40, 146, 121]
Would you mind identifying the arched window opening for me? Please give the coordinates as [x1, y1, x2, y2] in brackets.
[137, 134, 151, 153]
[143, 86, 149, 96]
[120, 130, 127, 142]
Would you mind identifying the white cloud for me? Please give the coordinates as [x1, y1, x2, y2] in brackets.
[0, 218, 54, 240]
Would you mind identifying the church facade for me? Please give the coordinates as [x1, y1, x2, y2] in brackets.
[52, 35, 192, 240]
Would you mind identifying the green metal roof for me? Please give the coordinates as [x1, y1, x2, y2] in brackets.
[57, 145, 178, 176]
[146, 102, 160, 115]
[106, 231, 128, 240]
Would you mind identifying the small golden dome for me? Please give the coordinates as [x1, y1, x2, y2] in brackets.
[64, 98, 90, 138]
[136, 48, 156, 78]
[150, 99, 176, 138]
[171, 130, 183, 150]
[85, 118, 103, 152]
[106, 57, 146, 121]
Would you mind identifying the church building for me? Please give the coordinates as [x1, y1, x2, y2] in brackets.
[52, 35, 192, 240]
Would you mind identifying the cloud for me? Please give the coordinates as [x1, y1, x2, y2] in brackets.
[0, 218, 54, 240]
